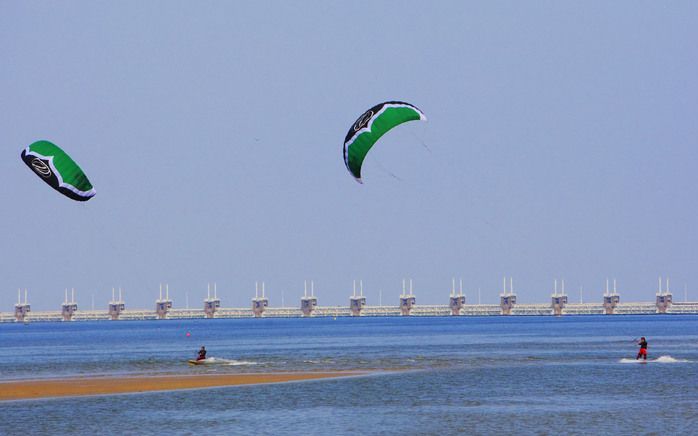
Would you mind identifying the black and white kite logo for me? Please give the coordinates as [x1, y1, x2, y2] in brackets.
[353, 110, 374, 132]
[31, 158, 52, 178]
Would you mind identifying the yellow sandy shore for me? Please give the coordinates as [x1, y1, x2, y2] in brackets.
[0, 371, 365, 401]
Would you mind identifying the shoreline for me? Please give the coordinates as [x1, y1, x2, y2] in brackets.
[0, 371, 367, 402]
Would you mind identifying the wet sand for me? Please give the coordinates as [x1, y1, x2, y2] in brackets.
[0, 371, 365, 401]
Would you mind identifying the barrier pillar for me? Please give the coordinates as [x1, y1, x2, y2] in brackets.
[301, 280, 317, 317]
[156, 283, 173, 320]
[204, 283, 221, 319]
[399, 279, 416, 316]
[14, 289, 30, 323]
[252, 281, 269, 317]
[603, 279, 620, 315]
[551, 279, 567, 316]
[656, 277, 673, 314]
[61, 288, 78, 321]
[449, 278, 465, 315]
[500, 277, 516, 315]
[350, 280, 366, 316]
[108, 288, 125, 320]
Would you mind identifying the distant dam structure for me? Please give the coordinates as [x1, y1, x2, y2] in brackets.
[155, 284, 172, 320]
[349, 280, 366, 317]
[2, 277, 697, 323]
[656, 277, 672, 314]
[252, 281, 268, 318]
[204, 283, 221, 319]
[551, 279, 568, 316]
[108, 288, 125, 320]
[301, 280, 317, 317]
[399, 279, 416, 316]
[603, 279, 620, 315]
[500, 277, 516, 315]
[14, 289, 30, 323]
[449, 279, 465, 316]
[61, 288, 78, 321]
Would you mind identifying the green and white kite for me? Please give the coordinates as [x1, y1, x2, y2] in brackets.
[343, 101, 426, 183]
[21, 140, 96, 201]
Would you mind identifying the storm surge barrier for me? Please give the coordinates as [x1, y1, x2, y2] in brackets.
[2, 301, 697, 323]
[3, 277, 696, 322]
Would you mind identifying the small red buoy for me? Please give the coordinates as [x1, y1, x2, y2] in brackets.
[186, 332, 191, 337]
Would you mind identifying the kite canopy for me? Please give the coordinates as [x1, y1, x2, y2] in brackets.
[343, 101, 426, 183]
[21, 140, 96, 201]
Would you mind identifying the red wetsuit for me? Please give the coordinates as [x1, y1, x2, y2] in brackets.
[637, 340, 647, 360]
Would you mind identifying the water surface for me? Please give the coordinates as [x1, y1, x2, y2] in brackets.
[1, 315, 696, 434]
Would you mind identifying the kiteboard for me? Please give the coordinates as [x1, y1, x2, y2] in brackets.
[619, 358, 652, 364]
[187, 359, 210, 366]
[621, 356, 686, 364]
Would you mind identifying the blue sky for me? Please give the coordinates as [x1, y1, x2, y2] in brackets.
[1, 1, 696, 310]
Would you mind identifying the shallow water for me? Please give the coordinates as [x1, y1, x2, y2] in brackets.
[1, 315, 697, 434]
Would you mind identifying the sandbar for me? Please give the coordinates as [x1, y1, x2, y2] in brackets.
[0, 371, 365, 401]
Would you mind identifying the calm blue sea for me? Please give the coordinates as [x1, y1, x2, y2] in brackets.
[1, 315, 697, 435]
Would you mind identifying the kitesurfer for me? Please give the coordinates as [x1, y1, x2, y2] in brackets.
[197, 346, 207, 361]
[636, 337, 648, 360]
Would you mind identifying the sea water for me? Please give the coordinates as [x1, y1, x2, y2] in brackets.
[1, 315, 697, 435]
